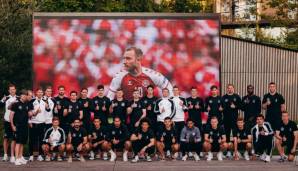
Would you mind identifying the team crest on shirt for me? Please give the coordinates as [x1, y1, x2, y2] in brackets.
[72, 133, 76, 137]
[163, 132, 166, 136]
[144, 100, 147, 104]
[289, 128, 292, 132]
[233, 98, 236, 102]
[280, 127, 284, 131]
[217, 133, 220, 137]
[146, 136, 149, 139]
[18, 105, 22, 110]
[93, 133, 97, 139]
[69, 106, 72, 109]
[192, 132, 196, 136]
[95, 100, 98, 104]
[119, 131, 122, 134]
[237, 133, 240, 137]
[210, 131, 213, 135]
[128, 80, 133, 86]
[252, 100, 255, 103]
[121, 103, 125, 107]
[57, 101, 60, 105]
[244, 133, 246, 136]
[76, 105, 79, 109]
[142, 80, 150, 87]
[209, 100, 213, 104]
[275, 98, 278, 102]
[217, 100, 221, 104]
[112, 131, 115, 135]
[26, 106, 28, 110]
[225, 99, 228, 102]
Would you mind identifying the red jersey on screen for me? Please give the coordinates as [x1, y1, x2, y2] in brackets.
[107, 67, 173, 101]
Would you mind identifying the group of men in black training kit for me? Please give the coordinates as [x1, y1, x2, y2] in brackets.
[0, 82, 297, 165]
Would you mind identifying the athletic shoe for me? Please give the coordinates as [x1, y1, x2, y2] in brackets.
[188, 152, 193, 157]
[244, 151, 250, 161]
[166, 150, 171, 158]
[123, 151, 128, 162]
[37, 155, 44, 161]
[173, 152, 178, 159]
[146, 156, 152, 162]
[57, 156, 63, 162]
[45, 156, 51, 162]
[110, 151, 117, 162]
[14, 159, 22, 166]
[260, 153, 266, 161]
[207, 152, 213, 161]
[19, 158, 27, 165]
[28, 155, 34, 162]
[182, 155, 188, 161]
[264, 155, 271, 162]
[21, 156, 28, 163]
[67, 157, 72, 163]
[89, 151, 95, 160]
[2, 154, 8, 161]
[226, 151, 232, 159]
[131, 155, 139, 163]
[217, 152, 223, 161]
[193, 153, 200, 161]
[103, 152, 108, 160]
[80, 156, 86, 162]
[10, 156, 16, 163]
[199, 152, 204, 158]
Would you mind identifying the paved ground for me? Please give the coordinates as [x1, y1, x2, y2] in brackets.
[0, 157, 297, 171]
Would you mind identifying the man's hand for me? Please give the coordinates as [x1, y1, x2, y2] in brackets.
[219, 105, 223, 111]
[230, 103, 236, 109]
[84, 102, 89, 108]
[207, 105, 211, 112]
[12, 125, 16, 132]
[172, 137, 176, 144]
[147, 105, 152, 111]
[102, 105, 106, 111]
[160, 136, 164, 142]
[195, 104, 200, 109]
[138, 134, 142, 140]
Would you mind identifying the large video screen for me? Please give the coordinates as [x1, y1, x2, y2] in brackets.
[33, 14, 220, 99]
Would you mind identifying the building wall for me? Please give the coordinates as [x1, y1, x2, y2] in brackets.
[221, 36, 298, 120]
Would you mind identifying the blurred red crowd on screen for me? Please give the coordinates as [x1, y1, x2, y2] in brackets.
[33, 18, 220, 98]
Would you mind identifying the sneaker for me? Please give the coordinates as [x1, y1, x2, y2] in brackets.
[199, 152, 204, 158]
[173, 152, 178, 159]
[110, 151, 117, 162]
[103, 152, 108, 160]
[89, 151, 95, 160]
[14, 159, 22, 166]
[193, 153, 200, 161]
[2, 154, 8, 161]
[146, 156, 152, 162]
[28, 156, 34, 162]
[244, 151, 250, 161]
[57, 156, 63, 162]
[95, 154, 101, 159]
[226, 151, 232, 159]
[260, 153, 266, 161]
[10, 156, 16, 163]
[207, 152, 213, 161]
[67, 157, 72, 163]
[123, 151, 128, 162]
[37, 155, 44, 161]
[182, 155, 188, 161]
[20, 156, 28, 163]
[19, 158, 27, 165]
[45, 156, 51, 162]
[166, 150, 171, 158]
[131, 155, 139, 163]
[264, 155, 271, 162]
[217, 152, 223, 161]
[188, 152, 193, 157]
[80, 156, 86, 162]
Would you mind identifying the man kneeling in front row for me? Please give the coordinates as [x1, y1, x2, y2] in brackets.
[42, 117, 66, 161]
[275, 111, 298, 162]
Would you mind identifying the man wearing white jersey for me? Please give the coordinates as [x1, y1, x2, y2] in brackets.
[28, 88, 47, 162]
[171, 86, 188, 139]
[43, 86, 55, 131]
[0, 84, 18, 162]
[107, 47, 173, 101]
[154, 88, 175, 129]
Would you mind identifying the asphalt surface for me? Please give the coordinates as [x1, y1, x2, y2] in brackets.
[0, 156, 297, 171]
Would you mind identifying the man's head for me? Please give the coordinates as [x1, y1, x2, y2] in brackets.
[113, 116, 121, 128]
[173, 86, 179, 96]
[226, 84, 235, 95]
[58, 85, 65, 96]
[123, 47, 143, 74]
[35, 88, 43, 99]
[190, 87, 197, 97]
[80, 88, 88, 99]
[210, 85, 218, 96]
[133, 89, 140, 100]
[52, 117, 60, 128]
[164, 117, 172, 128]
[116, 89, 124, 99]
[210, 116, 219, 128]
[73, 119, 81, 128]
[97, 85, 105, 97]
[8, 84, 16, 96]
[162, 88, 169, 98]
[186, 118, 194, 129]
[237, 118, 245, 129]
[93, 117, 102, 128]
[256, 114, 265, 126]
[45, 86, 53, 97]
[268, 82, 276, 94]
[140, 118, 150, 131]
[27, 90, 33, 101]
[70, 91, 78, 101]
[281, 111, 289, 124]
[20, 89, 28, 102]
[247, 85, 254, 95]
[147, 85, 154, 96]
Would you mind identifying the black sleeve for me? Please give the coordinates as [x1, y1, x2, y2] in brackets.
[154, 99, 161, 115]
[256, 96, 261, 114]
[81, 128, 88, 137]
[279, 94, 285, 104]
[11, 102, 18, 113]
[220, 127, 226, 136]
[120, 125, 129, 142]
[148, 129, 155, 138]
[262, 94, 268, 104]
